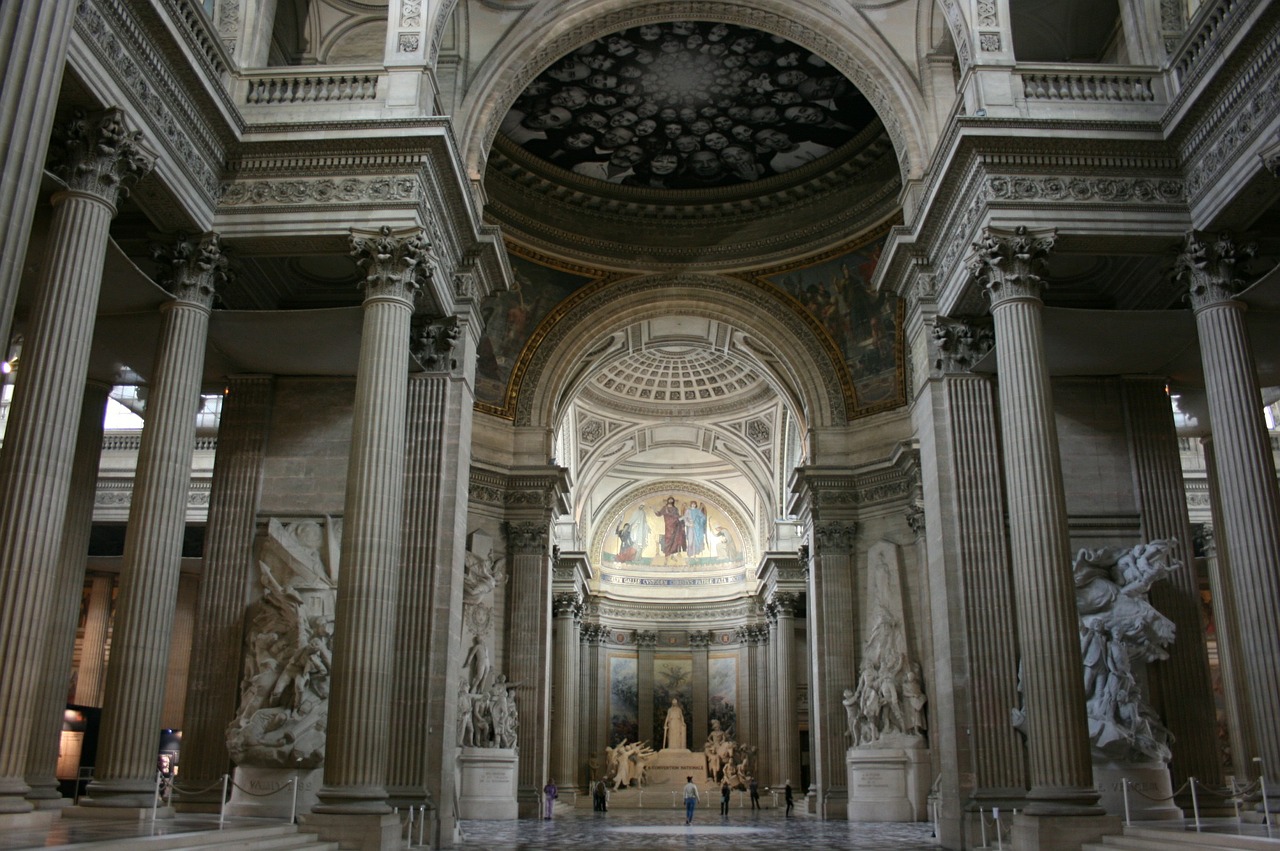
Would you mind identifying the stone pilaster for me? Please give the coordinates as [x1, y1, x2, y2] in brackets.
[0, 1, 77, 349]
[969, 226, 1102, 818]
[550, 592, 581, 787]
[1177, 232, 1280, 788]
[921, 316, 1025, 836]
[1121, 377, 1222, 795]
[85, 233, 225, 809]
[24, 384, 108, 806]
[175, 375, 273, 808]
[387, 312, 475, 848]
[0, 109, 153, 814]
[636, 631, 657, 745]
[808, 519, 857, 817]
[771, 592, 802, 788]
[503, 516, 554, 816]
[311, 226, 426, 821]
[75, 574, 113, 707]
[1198, 439, 1254, 775]
[689, 631, 711, 749]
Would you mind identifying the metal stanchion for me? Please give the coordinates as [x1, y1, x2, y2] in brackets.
[290, 777, 299, 824]
[418, 805, 426, 848]
[1190, 777, 1201, 831]
[219, 773, 228, 825]
[152, 771, 162, 822]
[1256, 758, 1272, 838]
[1122, 778, 1131, 826]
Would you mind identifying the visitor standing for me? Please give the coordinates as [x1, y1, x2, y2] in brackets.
[683, 775, 700, 824]
[720, 780, 731, 815]
[784, 780, 794, 816]
[749, 776, 760, 809]
[543, 778, 557, 819]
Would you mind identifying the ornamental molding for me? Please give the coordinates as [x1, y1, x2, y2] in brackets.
[986, 175, 1186, 204]
[930, 316, 994, 375]
[504, 520, 547, 553]
[74, 0, 225, 205]
[220, 176, 421, 207]
[350, 226, 433, 302]
[593, 600, 755, 623]
[410, 314, 461, 372]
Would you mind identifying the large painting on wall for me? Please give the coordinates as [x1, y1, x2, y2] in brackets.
[709, 655, 738, 738]
[757, 235, 904, 410]
[609, 654, 639, 745]
[602, 491, 745, 570]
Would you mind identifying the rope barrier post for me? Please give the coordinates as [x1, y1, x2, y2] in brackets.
[979, 807, 988, 848]
[1230, 776, 1242, 827]
[638, 787, 643, 808]
[219, 773, 228, 825]
[290, 776, 299, 824]
[1190, 777, 1201, 831]
[1122, 778, 1131, 826]
[994, 806, 1003, 851]
[152, 771, 161, 822]
[419, 805, 426, 848]
[1257, 758, 1272, 838]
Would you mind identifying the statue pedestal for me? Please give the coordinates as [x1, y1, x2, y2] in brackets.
[225, 766, 322, 819]
[846, 746, 930, 822]
[1093, 761, 1182, 821]
[457, 748, 517, 820]
[602, 748, 709, 807]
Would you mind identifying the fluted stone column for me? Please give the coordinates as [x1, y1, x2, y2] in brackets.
[174, 375, 273, 808]
[0, 109, 153, 815]
[24, 384, 109, 806]
[1199, 438, 1254, 778]
[75, 574, 113, 707]
[804, 519, 858, 817]
[766, 608, 781, 783]
[1121, 377, 1222, 794]
[1178, 232, 1280, 789]
[690, 632, 711, 749]
[577, 624, 603, 784]
[922, 317, 1025, 833]
[771, 592, 801, 787]
[550, 592, 581, 787]
[750, 625, 771, 785]
[311, 227, 426, 824]
[386, 312, 474, 839]
[970, 226, 1102, 822]
[84, 233, 226, 810]
[0, 0, 77, 349]
[637, 632, 656, 743]
[735, 628, 755, 763]
[504, 517, 555, 816]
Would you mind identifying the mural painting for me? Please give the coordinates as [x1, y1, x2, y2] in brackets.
[653, 656, 693, 747]
[499, 21, 878, 189]
[604, 491, 744, 570]
[609, 653, 639, 745]
[709, 654, 738, 737]
[759, 238, 903, 407]
[476, 250, 598, 410]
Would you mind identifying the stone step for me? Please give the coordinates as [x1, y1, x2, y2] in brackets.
[1083, 825, 1280, 851]
[45, 823, 323, 851]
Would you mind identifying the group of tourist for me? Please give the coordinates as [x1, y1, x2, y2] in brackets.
[502, 21, 873, 189]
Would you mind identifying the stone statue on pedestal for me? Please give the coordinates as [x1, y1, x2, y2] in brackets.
[663, 697, 687, 750]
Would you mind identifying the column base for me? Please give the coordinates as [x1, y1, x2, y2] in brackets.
[29, 796, 70, 811]
[79, 778, 162, 809]
[1011, 811, 1121, 851]
[298, 811, 400, 851]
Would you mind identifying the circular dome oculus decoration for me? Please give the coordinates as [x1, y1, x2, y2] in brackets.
[498, 21, 877, 190]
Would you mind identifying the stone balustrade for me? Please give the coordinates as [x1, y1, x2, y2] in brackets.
[1017, 68, 1159, 103]
[241, 71, 383, 105]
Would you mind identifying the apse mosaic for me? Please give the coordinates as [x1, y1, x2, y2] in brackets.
[498, 21, 877, 189]
[758, 237, 903, 408]
[603, 491, 746, 570]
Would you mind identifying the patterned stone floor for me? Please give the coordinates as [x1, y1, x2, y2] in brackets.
[455, 809, 941, 850]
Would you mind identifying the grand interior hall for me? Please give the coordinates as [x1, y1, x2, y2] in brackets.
[1, 1, 1279, 850]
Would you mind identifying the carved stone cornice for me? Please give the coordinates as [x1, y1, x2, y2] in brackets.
[1175, 230, 1256, 311]
[552, 591, 582, 619]
[969, 225, 1057, 307]
[503, 520, 547, 555]
[635, 630, 659, 649]
[930, 316, 994, 375]
[350, 225, 432, 304]
[410, 314, 460, 372]
[151, 232, 229, 309]
[814, 521, 858, 554]
[52, 108, 156, 206]
[790, 458, 916, 517]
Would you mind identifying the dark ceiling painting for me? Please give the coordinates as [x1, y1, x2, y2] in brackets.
[498, 21, 878, 190]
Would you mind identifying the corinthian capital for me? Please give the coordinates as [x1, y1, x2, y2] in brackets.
[968, 225, 1056, 305]
[503, 520, 547, 554]
[152, 233, 229, 308]
[1175, 231, 1256, 310]
[930, 316, 994, 374]
[410, 314, 461, 372]
[53, 108, 156, 206]
[349, 225, 433, 303]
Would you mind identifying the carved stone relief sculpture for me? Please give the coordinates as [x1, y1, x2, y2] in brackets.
[226, 517, 341, 769]
[458, 541, 519, 749]
[1073, 540, 1179, 765]
[847, 541, 928, 748]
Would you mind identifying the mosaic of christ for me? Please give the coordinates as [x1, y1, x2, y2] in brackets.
[499, 21, 878, 190]
[603, 493, 745, 570]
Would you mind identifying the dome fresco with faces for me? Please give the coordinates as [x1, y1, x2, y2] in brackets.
[498, 21, 878, 190]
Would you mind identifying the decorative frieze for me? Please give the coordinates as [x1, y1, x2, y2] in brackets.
[987, 175, 1183, 203]
[220, 177, 419, 207]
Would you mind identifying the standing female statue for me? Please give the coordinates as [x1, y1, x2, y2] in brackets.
[663, 697, 687, 750]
